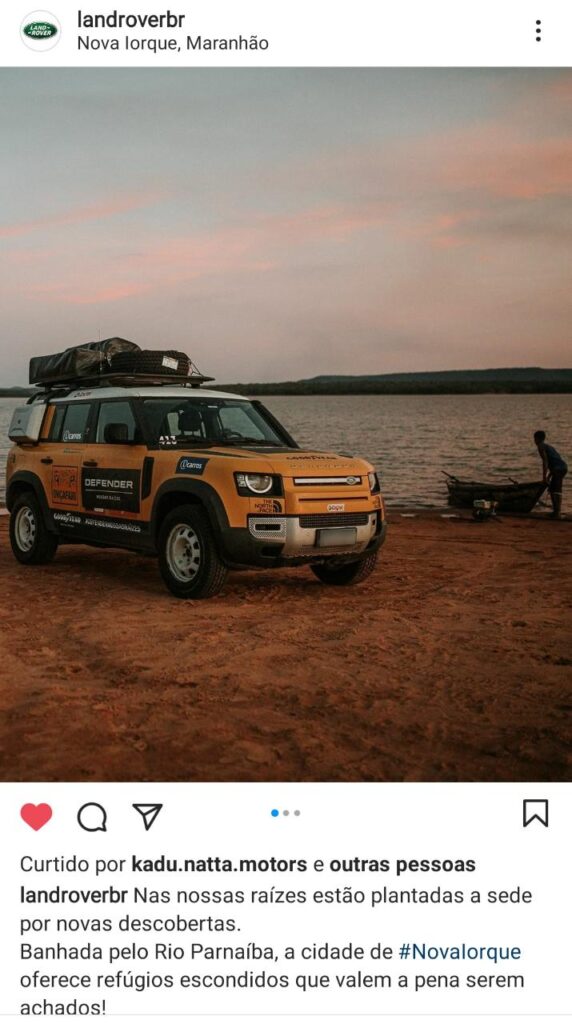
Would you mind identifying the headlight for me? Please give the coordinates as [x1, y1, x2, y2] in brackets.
[235, 472, 283, 496]
[368, 471, 380, 494]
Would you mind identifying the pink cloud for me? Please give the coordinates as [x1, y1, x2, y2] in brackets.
[17, 199, 393, 306]
[437, 128, 572, 200]
[0, 192, 162, 240]
[30, 280, 152, 305]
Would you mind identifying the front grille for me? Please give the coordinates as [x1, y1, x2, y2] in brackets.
[299, 512, 370, 528]
[294, 476, 362, 485]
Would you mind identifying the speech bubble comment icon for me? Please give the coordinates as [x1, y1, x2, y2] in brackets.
[77, 802, 107, 832]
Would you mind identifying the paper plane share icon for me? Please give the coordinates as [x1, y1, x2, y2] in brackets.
[132, 803, 163, 831]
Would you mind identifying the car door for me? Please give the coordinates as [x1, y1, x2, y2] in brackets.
[78, 399, 146, 521]
[45, 400, 94, 513]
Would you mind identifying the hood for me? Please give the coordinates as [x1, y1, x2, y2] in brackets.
[191, 446, 373, 477]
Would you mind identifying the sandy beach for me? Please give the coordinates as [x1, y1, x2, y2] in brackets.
[0, 512, 570, 783]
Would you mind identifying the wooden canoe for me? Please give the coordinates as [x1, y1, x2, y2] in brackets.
[444, 475, 546, 513]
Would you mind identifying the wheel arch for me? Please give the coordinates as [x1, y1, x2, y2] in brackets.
[151, 479, 230, 544]
[6, 472, 54, 527]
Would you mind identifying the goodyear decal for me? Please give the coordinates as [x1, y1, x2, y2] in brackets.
[53, 511, 143, 535]
[176, 456, 209, 476]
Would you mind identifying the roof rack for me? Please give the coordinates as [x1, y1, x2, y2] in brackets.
[29, 370, 216, 401]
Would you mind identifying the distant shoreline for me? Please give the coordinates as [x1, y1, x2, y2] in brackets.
[1, 366, 571, 398]
[215, 382, 572, 396]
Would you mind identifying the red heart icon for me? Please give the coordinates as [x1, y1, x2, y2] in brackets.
[21, 803, 53, 831]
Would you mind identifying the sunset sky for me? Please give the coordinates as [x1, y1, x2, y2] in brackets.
[0, 69, 571, 385]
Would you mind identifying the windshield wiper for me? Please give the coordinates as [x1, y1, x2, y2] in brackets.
[218, 437, 280, 446]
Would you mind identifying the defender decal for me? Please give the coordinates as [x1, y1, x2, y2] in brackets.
[81, 468, 141, 513]
[176, 456, 209, 476]
[51, 466, 79, 507]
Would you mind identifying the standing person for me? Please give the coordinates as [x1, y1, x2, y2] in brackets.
[534, 431, 568, 519]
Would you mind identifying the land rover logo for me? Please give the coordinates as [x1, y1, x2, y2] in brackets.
[24, 20, 57, 37]
[21, 11, 61, 50]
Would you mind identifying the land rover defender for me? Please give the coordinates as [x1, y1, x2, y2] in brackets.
[6, 341, 386, 598]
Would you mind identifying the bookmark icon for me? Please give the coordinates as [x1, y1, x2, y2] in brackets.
[133, 803, 163, 831]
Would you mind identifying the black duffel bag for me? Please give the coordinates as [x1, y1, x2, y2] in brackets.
[29, 337, 139, 385]
[109, 348, 191, 377]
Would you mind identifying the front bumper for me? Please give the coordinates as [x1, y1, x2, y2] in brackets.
[248, 510, 378, 555]
[219, 513, 387, 569]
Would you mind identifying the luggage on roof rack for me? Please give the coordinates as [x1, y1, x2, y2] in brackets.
[29, 340, 214, 389]
[29, 337, 139, 386]
[109, 348, 191, 378]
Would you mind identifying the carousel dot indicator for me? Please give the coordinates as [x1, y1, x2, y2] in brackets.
[271, 809, 279, 817]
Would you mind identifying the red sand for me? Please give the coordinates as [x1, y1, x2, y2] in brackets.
[0, 514, 570, 782]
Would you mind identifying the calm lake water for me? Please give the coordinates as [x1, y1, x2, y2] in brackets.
[1, 393, 570, 509]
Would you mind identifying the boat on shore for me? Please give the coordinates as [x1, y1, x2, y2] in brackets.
[444, 473, 546, 514]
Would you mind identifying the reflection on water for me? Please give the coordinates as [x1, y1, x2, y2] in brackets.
[1, 393, 570, 508]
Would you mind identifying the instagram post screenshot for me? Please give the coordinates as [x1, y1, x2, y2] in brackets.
[0, 1, 571, 1021]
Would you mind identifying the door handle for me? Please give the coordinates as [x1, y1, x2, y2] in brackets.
[83, 460, 98, 467]
[40, 457, 53, 465]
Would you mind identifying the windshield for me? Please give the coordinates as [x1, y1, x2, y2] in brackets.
[141, 397, 292, 448]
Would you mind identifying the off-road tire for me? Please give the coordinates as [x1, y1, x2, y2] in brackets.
[158, 504, 228, 599]
[9, 492, 58, 565]
[109, 349, 190, 377]
[311, 550, 378, 586]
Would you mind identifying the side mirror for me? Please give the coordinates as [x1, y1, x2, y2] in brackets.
[103, 422, 131, 444]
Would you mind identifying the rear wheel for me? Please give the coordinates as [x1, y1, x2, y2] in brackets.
[157, 504, 228, 599]
[310, 550, 378, 586]
[9, 492, 58, 565]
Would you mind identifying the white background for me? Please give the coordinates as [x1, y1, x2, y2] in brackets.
[1, 782, 569, 1019]
[1, 0, 572, 66]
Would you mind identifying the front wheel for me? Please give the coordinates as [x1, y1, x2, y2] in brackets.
[9, 492, 58, 565]
[310, 550, 378, 586]
[157, 504, 228, 599]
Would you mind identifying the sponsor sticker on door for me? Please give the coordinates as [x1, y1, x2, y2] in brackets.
[81, 469, 141, 513]
[51, 466, 79, 507]
[176, 457, 208, 475]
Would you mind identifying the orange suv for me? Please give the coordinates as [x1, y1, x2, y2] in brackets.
[6, 344, 386, 598]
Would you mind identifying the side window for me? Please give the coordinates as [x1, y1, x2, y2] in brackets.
[61, 403, 92, 444]
[96, 401, 138, 443]
[49, 404, 66, 441]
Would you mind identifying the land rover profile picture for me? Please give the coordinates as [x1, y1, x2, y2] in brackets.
[20, 11, 61, 50]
